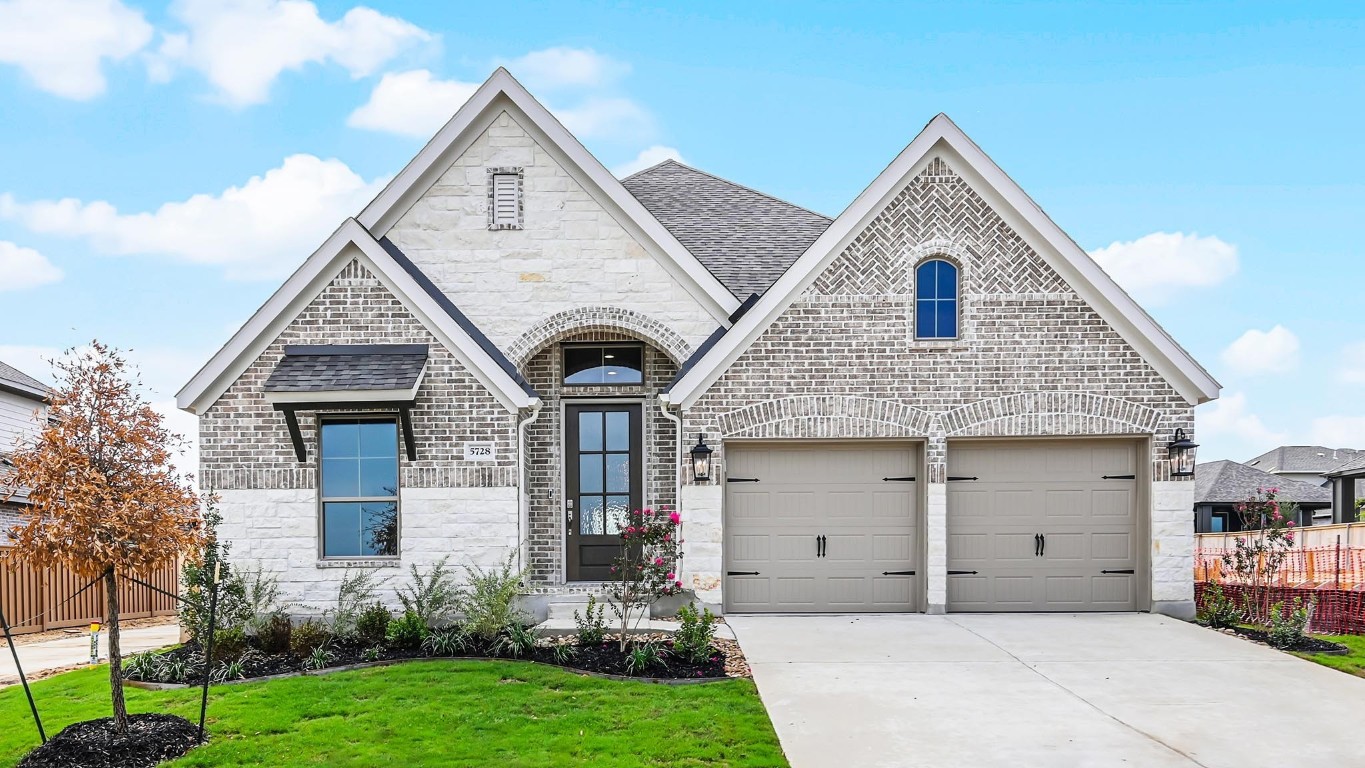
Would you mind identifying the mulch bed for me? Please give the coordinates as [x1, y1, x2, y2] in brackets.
[18, 713, 200, 768]
[1214, 626, 1350, 654]
[128, 632, 735, 685]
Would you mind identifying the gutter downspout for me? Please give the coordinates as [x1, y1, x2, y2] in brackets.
[657, 395, 683, 514]
[516, 403, 544, 572]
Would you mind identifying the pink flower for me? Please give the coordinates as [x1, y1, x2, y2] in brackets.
[654, 557, 664, 565]
[669, 511, 681, 524]
[1287, 521, 1296, 527]
[663, 533, 672, 542]
[666, 572, 676, 581]
[674, 580, 683, 589]
[644, 508, 653, 516]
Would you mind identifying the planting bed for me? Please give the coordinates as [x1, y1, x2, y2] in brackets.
[1223, 626, 1350, 654]
[17, 713, 200, 768]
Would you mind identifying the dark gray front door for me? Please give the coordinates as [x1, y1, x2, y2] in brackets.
[566, 404, 642, 581]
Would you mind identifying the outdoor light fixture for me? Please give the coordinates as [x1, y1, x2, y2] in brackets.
[1169, 428, 1198, 477]
[690, 434, 713, 481]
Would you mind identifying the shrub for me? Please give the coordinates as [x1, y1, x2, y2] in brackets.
[455, 553, 527, 642]
[551, 642, 579, 666]
[180, 500, 251, 641]
[422, 627, 470, 657]
[255, 613, 293, 655]
[123, 651, 162, 681]
[239, 567, 288, 637]
[625, 640, 668, 676]
[398, 557, 459, 629]
[491, 622, 537, 659]
[1197, 584, 1241, 630]
[1268, 598, 1313, 649]
[329, 568, 386, 639]
[573, 596, 608, 645]
[606, 507, 683, 651]
[303, 645, 334, 671]
[362, 646, 382, 663]
[671, 603, 719, 664]
[209, 626, 249, 664]
[289, 620, 331, 658]
[385, 610, 428, 650]
[356, 602, 394, 646]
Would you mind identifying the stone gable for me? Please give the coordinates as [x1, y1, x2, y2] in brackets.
[199, 258, 516, 491]
[384, 110, 720, 353]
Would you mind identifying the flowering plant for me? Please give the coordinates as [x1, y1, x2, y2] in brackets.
[1221, 487, 1299, 624]
[605, 506, 683, 652]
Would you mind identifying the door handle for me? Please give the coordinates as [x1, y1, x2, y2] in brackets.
[816, 535, 826, 558]
[1034, 533, 1041, 557]
[1040, 534, 1045, 557]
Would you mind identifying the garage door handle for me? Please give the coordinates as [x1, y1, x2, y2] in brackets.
[1102, 474, 1136, 480]
[1101, 569, 1135, 575]
[882, 476, 916, 482]
[1034, 533, 1041, 557]
[726, 477, 760, 483]
[882, 570, 916, 576]
[817, 535, 826, 558]
[947, 476, 978, 482]
[727, 571, 761, 576]
[1039, 533, 1045, 556]
[948, 570, 978, 575]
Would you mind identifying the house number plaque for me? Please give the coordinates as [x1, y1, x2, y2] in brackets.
[464, 442, 495, 462]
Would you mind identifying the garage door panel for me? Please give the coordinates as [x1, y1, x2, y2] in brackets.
[725, 443, 920, 613]
[947, 439, 1141, 612]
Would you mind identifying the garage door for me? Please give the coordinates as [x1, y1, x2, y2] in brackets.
[946, 440, 1141, 612]
[725, 443, 920, 613]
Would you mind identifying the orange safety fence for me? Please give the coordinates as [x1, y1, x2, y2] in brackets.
[1195, 544, 1365, 590]
[1195, 582, 1365, 635]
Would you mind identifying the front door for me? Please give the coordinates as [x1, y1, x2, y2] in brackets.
[565, 403, 643, 581]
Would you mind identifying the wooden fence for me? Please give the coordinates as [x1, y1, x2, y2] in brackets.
[0, 547, 179, 635]
[1196, 522, 1365, 590]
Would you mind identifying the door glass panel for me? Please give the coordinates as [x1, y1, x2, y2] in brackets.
[606, 454, 629, 492]
[579, 454, 603, 493]
[605, 411, 630, 451]
[578, 411, 603, 451]
[605, 496, 630, 534]
[579, 496, 604, 535]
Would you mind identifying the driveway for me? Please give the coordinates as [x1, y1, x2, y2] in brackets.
[729, 613, 1365, 768]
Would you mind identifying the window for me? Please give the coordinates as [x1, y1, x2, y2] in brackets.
[914, 259, 959, 339]
[488, 168, 522, 230]
[563, 344, 644, 385]
[1209, 512, 1227, 533]
[320, 417, 399, 558]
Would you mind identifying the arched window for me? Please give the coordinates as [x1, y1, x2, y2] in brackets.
[915, 259, 959, 339]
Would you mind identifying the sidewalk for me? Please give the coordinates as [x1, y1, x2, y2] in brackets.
[1, 622, 181, 686]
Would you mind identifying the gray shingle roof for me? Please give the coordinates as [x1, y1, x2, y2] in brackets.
[0, 359, 50, 401]
[621, 160, 832, 299]
[1194, 460, 1333, 505]
[1245, 445, 1364, 474]
[1327, 454, 1365, 478]
[264, 345, 429, 393]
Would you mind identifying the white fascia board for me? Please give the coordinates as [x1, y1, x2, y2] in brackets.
[356, 68, 740, 323]
[263, 386, 419, 405]
[177, 220, 537, 415]
[666, 114, 1220, 409]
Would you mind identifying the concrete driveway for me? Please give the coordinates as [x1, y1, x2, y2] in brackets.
[729, 613, 1365, 768]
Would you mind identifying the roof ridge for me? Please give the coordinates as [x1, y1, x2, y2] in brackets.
[618, 157, 685, 183]
[628, 159, 832, 222]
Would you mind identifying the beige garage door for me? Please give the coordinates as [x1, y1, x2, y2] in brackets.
[946, 439, 1142, 612]
[725, 443, 920, 613]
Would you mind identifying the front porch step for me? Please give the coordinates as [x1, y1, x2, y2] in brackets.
[544, 596, 600, 621]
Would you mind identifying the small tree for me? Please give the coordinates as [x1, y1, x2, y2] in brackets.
[3, 343, 203, 734]
[605, 507, 683, 652]
[1222, 487, 1297, 624]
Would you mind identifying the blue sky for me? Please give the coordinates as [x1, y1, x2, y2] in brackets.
[1, 0, 1362, 468]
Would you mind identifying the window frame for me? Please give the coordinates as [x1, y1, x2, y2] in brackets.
[561, 342, 646, 387]
[317, 413, 402, 560]
[913, 257, 961, 341]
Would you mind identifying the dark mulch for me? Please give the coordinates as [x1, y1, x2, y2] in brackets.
[18, 714, 200, 768]
[1229, 626, 1350, 654]
[128, 634, 727, 684]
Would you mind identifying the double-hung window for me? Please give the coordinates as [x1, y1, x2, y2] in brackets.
[320, 417, 399, 558]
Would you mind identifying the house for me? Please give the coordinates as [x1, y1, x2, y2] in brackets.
[1192, 460, 1331, 533]
[177, 69, 1219, 620]
[0, 359, 50, 539]
[1326, 456, 1365, 524]
[1246, 445, 1363, 522]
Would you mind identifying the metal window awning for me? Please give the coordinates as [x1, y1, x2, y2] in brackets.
[262, 344, 428, 462]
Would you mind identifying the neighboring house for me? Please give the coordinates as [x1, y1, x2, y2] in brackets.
[1192, 460, 1331, 533]
[1326, 455, 1365, 524]
[1246, 445, 1363, 521]
[0, 359, 51, 542]
[178, 69, 1219, 621]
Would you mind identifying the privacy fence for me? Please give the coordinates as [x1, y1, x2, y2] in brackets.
[1195, 522, 1365, 634]
[0, 548, 178, 635]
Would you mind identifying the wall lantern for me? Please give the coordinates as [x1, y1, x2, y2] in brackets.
[1169, 428, 1198, 477]
[690, 434, 713, 482]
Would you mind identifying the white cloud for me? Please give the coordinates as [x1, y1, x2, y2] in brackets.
[0, 241, 62, 291]
[613, 146, 685, 177]
[1220, 325, 1300, 377]
[501, 47, 628, 91]
[0, 0, 152, 99]
[553, 96, 655, 142]
[1338, 342, 1365, 384]
[347, 69, 478, 138]
[1198, 392, 1287, 448]
[1308, 416, 1365, 449]
[0, 154, 388, 279]
[149, 0, 433, 106]
[1089, 232, 1238, 304]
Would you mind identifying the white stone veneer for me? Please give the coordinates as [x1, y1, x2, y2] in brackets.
[1150, 480, 1196, 618]
[216, 486, 519, 611]
[680, 484, 723, 610]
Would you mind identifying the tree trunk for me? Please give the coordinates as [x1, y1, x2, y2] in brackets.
[104, 566, 128, 734]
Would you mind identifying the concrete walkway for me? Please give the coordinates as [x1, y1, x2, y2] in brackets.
[1, 622, 180, 686]
[730, 613, 1365, 768]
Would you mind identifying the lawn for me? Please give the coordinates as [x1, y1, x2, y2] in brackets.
[0, 661, 788, 767]
[1295, 634, 1365, 678]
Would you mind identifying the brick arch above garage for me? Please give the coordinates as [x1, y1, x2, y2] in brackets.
[940, 392, 1163, 437]
[716, 395, 934, 439]
[507, 306, 693, 368]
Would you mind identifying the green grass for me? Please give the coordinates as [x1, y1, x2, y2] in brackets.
[0, 661, 788, 767]
[1295, 634, 1365, 678]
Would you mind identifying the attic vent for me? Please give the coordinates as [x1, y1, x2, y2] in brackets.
[487, 167, 523, 230]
